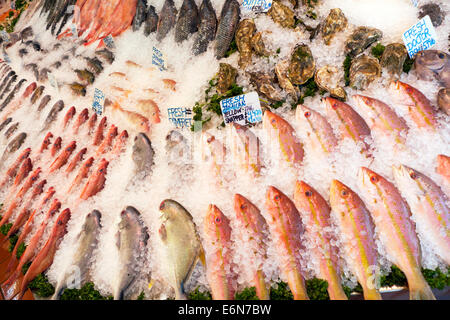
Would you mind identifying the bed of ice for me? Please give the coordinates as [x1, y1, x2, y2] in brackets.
[0, 0, 448, 299]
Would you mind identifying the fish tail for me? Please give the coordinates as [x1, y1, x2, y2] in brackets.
[51, 284, 65, 300]
[407, 272, 436, 300]
[362, 286, 382, 300]
[175, 284, 188, 300]
[254, 270, 269, 300]
[286, 268, 309, 300]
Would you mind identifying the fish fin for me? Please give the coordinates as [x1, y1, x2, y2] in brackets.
[408, 275, 436, 300]
[148, 279, 154, 290]
[198, 246, 206, 267]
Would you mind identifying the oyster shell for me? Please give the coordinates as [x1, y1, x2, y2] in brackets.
[275, 60, 299, 100]
[235, 19, 256, 69]
[268, 1, 295, 29]
[217, 63, 237, 94]
[345, 26, 382, 57]
[349, 54, 381, 90]
[380, 43, 407, 78]
[321, 8, 348, 45]
[251, 32, 270, 56]
[314, 65, 346, 99]
[287, 44, 315, 85]
[249, 72, 284, 102]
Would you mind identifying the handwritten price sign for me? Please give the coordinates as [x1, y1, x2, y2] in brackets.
[402, 15, 437, 58]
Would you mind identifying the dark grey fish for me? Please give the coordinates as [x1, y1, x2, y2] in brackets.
[85, 57, 103, 75]
[113, 206, 149, 300]
[96, 48, 115, 64]
[41, 0, 57, 16]
[132, 0, 148, 32]
[30, 85, 45, 105]
[20, 27, 34, 42]
[55, 0, 77, 36]
[214, 0, 240, 60]
[4, 122, 19, 139]
[132, 132, 154, 179]
[37, 95, 52, 112]
[41, 100, 64, 132]
[143, 5, 158, 36]
[0, 79, 26, 112]
[0, 74, 17, 100]
[31, 41, 41, 52]
[46, 0, 68, 31]
[0, 117, 12, 132]
[38, 68, 51, 82]
[24, 63, 39, 80]
[51, 61, 62, 69]
[0, 70, 14, 93]
[175, 0, 199, 43]
[192, 0, 217, 56]
[1, 132, 27, 167]
[156, 0, 178, 41]
[52, 210, 102, 300]
[19, 48, 28, 58]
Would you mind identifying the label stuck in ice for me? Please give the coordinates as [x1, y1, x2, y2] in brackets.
[92, 88, 106, 115]
[242, 0, 272, 13]
[402, 15, 437, 58]
[70, 23, 78, 40]
[220, 91, 263, 126]
[3, 52, 10, 63]
[0, 30, 10, 43]
[167, 107, 193, 129]
[152, 47, 166, 71]
[103, 35, 115, 49]
[48, 73, 58, 90]
[10, 1, 15, 9]
[410, 0, 419, 7]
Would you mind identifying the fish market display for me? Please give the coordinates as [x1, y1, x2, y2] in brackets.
[0, 0, 448, 302]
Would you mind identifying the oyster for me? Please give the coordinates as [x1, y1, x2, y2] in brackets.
[437, 88, 449, 116]
[380, 43, 407, 78]
[349, 54, 381, 90]
[235, 19, 256, 69]
[268, 1, 295, 29]
[287, 44, 315, 85]
[251, 32, 270, 57]
[321, 8, 348, 45]
[275, 60, 299, 100]
[418, 3, 445, 27]
[345, 27, 382, 57]
[314, 65, 346, 100]
[217, 63, 237, 94]
[249, 72, 283, 102]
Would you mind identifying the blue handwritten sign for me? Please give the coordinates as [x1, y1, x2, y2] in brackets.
[152, 47, 166, 71]
[70, 23, 78, 40]
[402, 15, 437, 58]
[220, 92, 262, 126]
[0, 30, 10, 43]
[103, 35, 115, 49]
[242, 0, 272, 13]
[411, 0, 419, 7]
[3, 52, 10, 63]
[167, 107, 193, 129]
[92, 88, 105, 115]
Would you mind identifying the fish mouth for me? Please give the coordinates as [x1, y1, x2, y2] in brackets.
[89, 210, 102, 225]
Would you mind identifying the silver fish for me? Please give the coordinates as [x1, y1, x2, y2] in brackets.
[175, 0, 199, 43]
[132, 133, 154, 179]
[41, 100, 64, 132]
[113, 206, 149, 300]
[37, 95, 52, 112]
[4, 122, 19, 139]
[157, 0, 178, 41]
[192, 0, 217, 55]
[0, 132, 27, 168]
[52, 210, 102, 299]
[215, 0, 240, 60]
[0, 79, 27, 112]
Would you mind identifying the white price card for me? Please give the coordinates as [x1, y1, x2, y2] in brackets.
[242, 0, 272, 13]
[402, 15, 437, 58]
[220, 91, 263, 126]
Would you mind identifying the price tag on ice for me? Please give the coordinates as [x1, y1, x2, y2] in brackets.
[92, 88, 106, 115]
[70, 23, 78, 40]
[3, 52, 10, 63]
[220, 91, 263, 126]
[10, 1, 15, 9]
[48, 73, 59, 90]
[167, 107, 193, 129]
[0, 30, 10, 43]
[103, 35, 115, 49]
[402, 15, 437, 58]
[152, 46, 167, 71]
[242, 0, 272, 13]
[411, 0, 419, 7]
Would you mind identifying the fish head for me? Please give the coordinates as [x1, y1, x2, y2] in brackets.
[388, 80, 416, 102]
[48, 199, 62, 217]
[294, 180, 324, 213]
[265, 186, 294, 219]
[119, 206, 141, 231]
[415, 50, 448, 73]
[55, 208, 71, 237]
[65, 141, 77, 153]
[20, 147, 32, 160]
[437, 154, 450, 172]
[80, 108, 89, 118]
[24, 82, 37, 97]
[54, 137, 62, 148]
[323, 96, 346, 116]
[295, 104, 315, 124]
[392, 164, 426, 198]
[85, 210, 102, 232]
[233, 193, 263, 228]
[96, 159, 109, 176]
[263, 110, 282, 131]
[357, 167, 389, 197]
[204, 204, 231, 240]
[329, 179, 361, 211]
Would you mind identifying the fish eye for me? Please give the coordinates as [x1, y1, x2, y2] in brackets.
[370, 175, 378, 183]
[332, 103, 338, 109]
[159, 202, 165, 210]
[240, 204, 246, 210]
[340, 189, 348, 197]
[438, 53, 444, 59]
[409, 171, 417, 179]
[406, 87, 413, 93]
[215, 216, 222, 224]
[99, 169, 104, 173]
[274, 195, 280, 201]
[304, 111, 311, 118]
[305, 190, 312, 197]
[271, 118, 276, 124]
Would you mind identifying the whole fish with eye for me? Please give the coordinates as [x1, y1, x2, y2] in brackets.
[414, 50, 449, 87]
[41, 100, 65, 132]
[158, 199, 204, 300]
[156, 0, 178, 41]
[329, 180, 381, 300]
[357, 167, 435, 300]
[52, 210, 102, 300]
[215, 0, 240, 60]
[0, 79, 27, 113]
[392, 164, 450, 265]
[0, 132, 27, 169]
[175, 0, 199, 43]
[132, 132, 154, 179]
[231, 123, 261, 176]
[113, 206, 149, 300]
[192, 0, 217, 56]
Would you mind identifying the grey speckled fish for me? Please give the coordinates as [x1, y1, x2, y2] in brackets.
[41, 100, 64, 132]
[37, 95, 52, 112]
[30, 85, 45, 105]
[113, 206, 149, 300]
[132, 0, 148, 32]
[175, 0, 199, 43]
[215, 0, 240, 60]
[0, 74, 17, 101]
[144, 5, 158, 36]
[0, 132, 27, 168]
[157, 0, 178, 41]
[0, 117, 12, 132]
[0, 79, 27, 112]
[192, 0, 217, 55]
[52, 210, 102, 300]
[132, 132, 154, 179]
